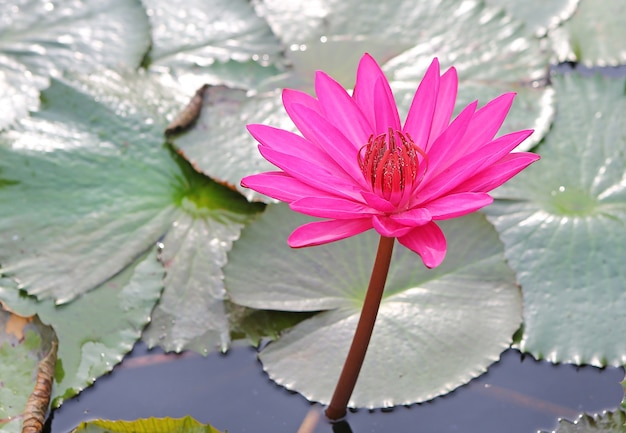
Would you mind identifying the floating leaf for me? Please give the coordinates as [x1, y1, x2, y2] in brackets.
[143, 0, 283, 91]
[0, 248, 162, 408]
[143, 198, 259, 354]
[0, 0, 150, 128]
[484, 73, 626, 367]
[542, 410, 626, 433]
[71, 416, 224, 433]
[0, 76, 181, 303]
[0, 305, 57, 433]
[485, 0, 580, 36]
[549, 0, 626, 66]
[224, 204, 522, 408]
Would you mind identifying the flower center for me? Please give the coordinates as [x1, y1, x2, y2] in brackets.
[358, 128, 427, 202]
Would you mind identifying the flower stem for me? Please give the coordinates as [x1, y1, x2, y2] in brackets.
[325, 235, 395, 420]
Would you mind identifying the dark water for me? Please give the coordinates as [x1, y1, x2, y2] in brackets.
[47, 342, 624, 433]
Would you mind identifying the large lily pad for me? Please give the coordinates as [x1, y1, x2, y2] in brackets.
[484, 73, 626, 367]
[0, 304, 57, 433]
[549, 0, 626, 66]
[143, 0, 283, 91]
[0, 248, 163, 407]
[0, 0, 150, 129]
[224, 204, 522, 408]
[485, 0, 579, 36]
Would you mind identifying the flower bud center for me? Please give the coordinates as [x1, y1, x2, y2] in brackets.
[358, 129, 427, 202]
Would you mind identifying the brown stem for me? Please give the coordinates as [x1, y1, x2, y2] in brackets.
[325, 235, 395, 420]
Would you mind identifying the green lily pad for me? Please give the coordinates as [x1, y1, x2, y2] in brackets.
[549, 0, 626, 66]
[485, 0, 580, 36]
[541, 410, 626, 433]
[484, 73, 626, 367]
[143, 201, 258, 354]
[0, 305, 57, 433]
[143, 0, 283, 91]
[71, 416, 224, 433]
[0, 247, 162, 407]
[224, 204, 522, 408]
[0, 76, 181, 304]
[0, 0, 150, 129]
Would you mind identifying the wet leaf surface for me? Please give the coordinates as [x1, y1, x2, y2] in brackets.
[542, 409, 626, 433]
[485, 0, 579, 36]
[0, 0, 150, 128]
[484, 73, 626, 366]
[225, 204, 522, 407]
[549, 0, 626, 66]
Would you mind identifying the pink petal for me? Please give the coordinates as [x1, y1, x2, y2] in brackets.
[360, 191, 397, 213]
[371, 77, 402, 134]
[288, 218, 373, 247]
[426, 66, 458, 149]
[288, 103, 369, 187]
[283, 88, 322, 115]
[314, 70, 373, 147]
[247, 124, 353, 184]
[424, 192, 493, 220]
[352, 53, 384, 129]
[403, 58, 440, 150]
[258, 146, 361, 200]
[420, 100, 478, 181]
[398, 222, 447, 268]
[453, 93, 516, 158]
[389, 207, 432, 226]
[241, 172, 326, 203]
[417, 129, 534, 203]
[290, 196, 377, 219]
[452, 152, 540, 193]
[372, 215, 414, 237]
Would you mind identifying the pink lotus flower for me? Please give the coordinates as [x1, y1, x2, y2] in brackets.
[242, 54, 539, 268]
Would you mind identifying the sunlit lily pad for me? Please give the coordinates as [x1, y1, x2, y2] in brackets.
[224, 204, 522, 408]
[549, 0, 626, 66]
[484, 73, 626, 367]
[0, 248, 162, 407]
[0, 0, 150, 129]
[0, 70, 263, 354]
[0, 304, 57, 433]
[485, 0, 579, 36]
[541, 410, 626, 433]
[143, 0, 283, 92]
[71, 416, 223, 433]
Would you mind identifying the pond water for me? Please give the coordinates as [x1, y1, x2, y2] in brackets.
[47, 342, 624, 433]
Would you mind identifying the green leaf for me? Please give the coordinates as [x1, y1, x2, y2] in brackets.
[0, 0, 150, 128]
[0, 76, 182, 303]
[484, 73, 626, 367]
[0, 248, 163, 408]
[550, 0, 626, 66]
[485, 0, 579, 36]
[143, 0, 283, 90]
[71, 416, 224, 433]
[143, 203, 258, 354]
[0, 305, 57, 433]
[541, 410, 626, 433]
[224, 204, 522, 408]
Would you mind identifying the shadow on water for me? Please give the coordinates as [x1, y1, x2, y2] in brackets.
[48, 342, 624, 433]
